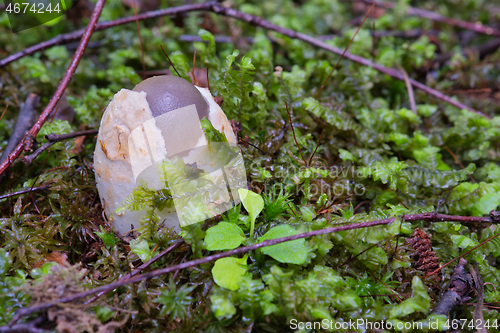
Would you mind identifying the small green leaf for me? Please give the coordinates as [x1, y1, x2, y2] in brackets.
[210, 293, 237, 320]
[451, 235, 477, 249]
[332, 291, 362, 311]
[0, 249, 11, 276]
[212, 255, 249, 291]
[259, 225, 307, 265]
[94, 226, 120, 248]
[471, 193, 500, 215]
[130, 239, 152, 263]
[30, 262, 58, 280]
[389, 276, 430, 318]
[238, 188, 264, 238]
[93, 306, 115, 323]
[205, 222, 246, 251]
[338, 149, 357, 162]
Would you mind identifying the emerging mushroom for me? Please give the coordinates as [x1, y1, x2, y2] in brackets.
[94, 76, 245, 235]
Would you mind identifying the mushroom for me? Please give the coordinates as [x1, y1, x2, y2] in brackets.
[94, 76, 245, 235]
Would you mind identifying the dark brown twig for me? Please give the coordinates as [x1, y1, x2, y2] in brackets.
[0, 185, 51, 201]
[85, 239, 184, 304]
[21, 129, 98, 165]
[470, 263, 487, 333]
[9, 211, 499, 324]
[0, 2, 215, 68]
[353, 0, 500, 37]
[0, 94, 39, 180]
[0, 0, 106, 177]
[315, 2, 375, 98]
[210, 3, 487, 118]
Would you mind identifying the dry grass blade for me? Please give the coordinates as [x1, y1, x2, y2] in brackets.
[160, 44, 181, 78]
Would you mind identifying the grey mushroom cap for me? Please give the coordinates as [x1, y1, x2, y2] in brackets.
[132, 75, 209, 120]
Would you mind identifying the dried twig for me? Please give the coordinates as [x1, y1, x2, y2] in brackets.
[469, 263, 487, 333]
[209, 3, 487, 118]
[9, 211, 500, 324]
[21, 129, 98, 165]
[0, 0, 106, 177]
[0, 94, 39, 181]
[353, 0, 500, 37]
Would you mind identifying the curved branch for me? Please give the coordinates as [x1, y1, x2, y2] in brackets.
[20, 129, 98, 165]
[9, 211, 497, 324]
[0, 0, 106, 177]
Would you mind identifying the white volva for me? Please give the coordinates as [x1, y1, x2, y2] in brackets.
[94, 85, 238, 235]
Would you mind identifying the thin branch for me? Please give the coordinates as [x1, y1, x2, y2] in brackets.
[21, 129, 98, 165]
[0, 316, 46, 333]
[397, 65, 417, 115]
[0, 94, 39, 180]
[85, 239, 184, 304]
[0, 2, 216, 68]
[209, 3, 487, 118]
[0, 0, 106, 177]
[315, 2, 375, 98]
[284, 102, 307, 165]
[0, 185, 51, 201]
[353, 0, 500, 37]
[9, 211, 499, 324]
